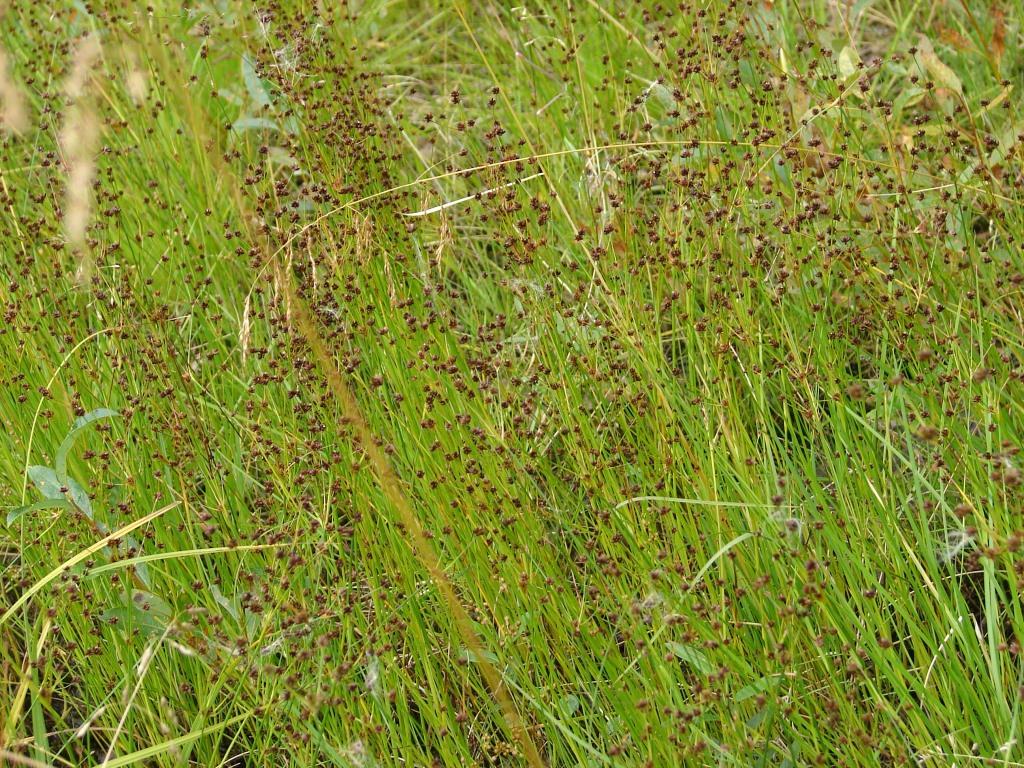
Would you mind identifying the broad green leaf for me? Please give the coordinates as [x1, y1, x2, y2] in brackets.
[714, 105, 734, 141]
[649, 82, 675, 110]
[958, 118, 1024, 186]
[131, 588, 172, 617]
[102, 589, 172, 636]
[558, 694, 581, 717]
[735, 675, 780, 702]
[241, 54, 271, 108]
[71, 407, 119, 431]
[666, 642, 715, 674]
[216, 87, 244, 106]
[746, 702, 774, 730]
[838, 46, 860, 81]
[56, 408, 119, 483]
[108, 482, 124, 508]
[892, 86, 926, 120]
[781, 737, 803, 767]
[6, 498, 72, 526]
[211, 583, 239, 619]
[1, 503, 177, 629]
[27, 465, 62, 499]
[101, 605, 164, 636]
[65, 476, 93, 519]
[267, 146, 298, 166]
[604, 715, 623, 737]
[771, 156, 793, 191]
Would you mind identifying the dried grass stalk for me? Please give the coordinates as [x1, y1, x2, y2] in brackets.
[0, 44, 28, 135]
[59, 34, 102, 283]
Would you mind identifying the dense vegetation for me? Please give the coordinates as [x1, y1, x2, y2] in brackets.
[2, 1, 1023, 765]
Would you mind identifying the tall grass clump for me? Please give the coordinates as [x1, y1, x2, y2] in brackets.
[1, 1, 1023, 766]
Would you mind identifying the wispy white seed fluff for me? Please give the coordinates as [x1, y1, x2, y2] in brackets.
[60, 34, 102, 272]
[0, 44, 28, 135]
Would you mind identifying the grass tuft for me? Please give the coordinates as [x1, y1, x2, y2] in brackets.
[2, 0, 1024, 765]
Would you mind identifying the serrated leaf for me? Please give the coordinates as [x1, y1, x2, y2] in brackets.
[241, 54, 271, 108]
[6, 498, 72, 526]
[666, 642, 715, 674]
[27, 465, 63, 499]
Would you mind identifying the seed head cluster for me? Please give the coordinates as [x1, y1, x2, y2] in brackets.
[0, 1, 1022, 766]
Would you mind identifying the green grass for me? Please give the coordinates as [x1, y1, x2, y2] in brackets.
[1, 0, 1023, 765]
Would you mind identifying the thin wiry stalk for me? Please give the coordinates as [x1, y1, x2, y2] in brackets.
[143, 24, 547, 768]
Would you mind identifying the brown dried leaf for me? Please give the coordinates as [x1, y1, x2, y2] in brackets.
[992, 9, 1006, 67]
[0, 46, 28, 135]
[915, 35, 963, 98]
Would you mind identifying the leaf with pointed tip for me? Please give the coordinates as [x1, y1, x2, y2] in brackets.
[667, 642, 715, 674]
[56, 408, 119, 483]
[735, 675, 780, 703]
[746, 702, 774, 730]
[241, 55, 271, 108]
[210, 583, 239, 620]
[915, 35, 962, 100]
[64, 476, 93, 520]
[6, 498, 72, 526]
[559, 694, 580, 717]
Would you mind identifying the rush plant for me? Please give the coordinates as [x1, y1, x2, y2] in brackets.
[1, 1, 1023, 766]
